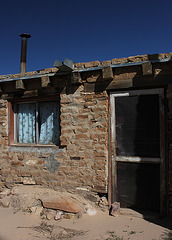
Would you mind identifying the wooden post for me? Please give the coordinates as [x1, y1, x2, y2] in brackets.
[71, 72, 82, 84]
[102, 66, 113, 80]
[16, 79, 25, 90]
[142, 62, 153, 75]
[41, 76, 51, 88]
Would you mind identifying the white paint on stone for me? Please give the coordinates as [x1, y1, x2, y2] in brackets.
[25, 160, 37, 166]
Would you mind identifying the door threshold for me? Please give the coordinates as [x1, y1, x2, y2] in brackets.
[120, 208, 161, 219]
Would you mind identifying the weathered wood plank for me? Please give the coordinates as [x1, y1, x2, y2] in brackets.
[142, 62, 153, 75]
[41, 76, 51, 88]
[16, 80, 25, 90]
[22, 90, 38, 98]
[116, 156, 161, 164]
[106, 79, 133, 90]
[133, 75, 172, 87]
[71, 72, 82, 84]
[102, 66, 113, 80]
[84, 83, 95, 92]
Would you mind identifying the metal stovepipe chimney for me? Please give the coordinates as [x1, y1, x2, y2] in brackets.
[19, 33, 31, 74]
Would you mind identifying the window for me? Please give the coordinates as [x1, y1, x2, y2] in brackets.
[115, 94, 160, 157]
[11, 100, 60, 145]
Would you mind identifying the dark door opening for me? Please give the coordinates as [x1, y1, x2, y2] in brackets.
[110, 90, 164, 213]
[117, 162, 160, 212]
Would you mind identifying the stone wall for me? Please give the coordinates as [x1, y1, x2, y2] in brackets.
[1, 52, 172, 214]
[0, 86, 109, 194]
[60, 86, 108, 192]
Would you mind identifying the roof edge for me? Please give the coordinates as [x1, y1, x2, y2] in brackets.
[0, 52, 172, 81]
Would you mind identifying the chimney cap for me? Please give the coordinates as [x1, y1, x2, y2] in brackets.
[19, 33, 31, 38]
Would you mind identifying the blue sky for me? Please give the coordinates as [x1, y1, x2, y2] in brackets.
[0, 0, 172, 75]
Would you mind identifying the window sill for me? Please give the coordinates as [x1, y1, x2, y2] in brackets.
[8, 144, 63, 153]
[10, 143, 58, 148]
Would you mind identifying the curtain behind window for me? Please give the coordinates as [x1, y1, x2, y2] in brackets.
[39, 101, 59, 145]
[18, 103, 36, 143]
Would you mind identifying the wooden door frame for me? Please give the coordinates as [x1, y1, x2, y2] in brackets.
[108, 88, 166, 214]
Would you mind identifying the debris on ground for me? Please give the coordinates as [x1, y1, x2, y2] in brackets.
[54, 210, 63, 220]
[0, 185, 101, 220]
[98, 196, 109, 212]
[110, 202, 120, 217]
[39, 195, 82, 213]
[85, 204, 97, 216]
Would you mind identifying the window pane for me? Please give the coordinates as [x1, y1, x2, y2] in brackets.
[39, 101, 59, 145]
[117, 162, 160, 212]
[17, 103, 36, 143]
[115, 95, 160, 157]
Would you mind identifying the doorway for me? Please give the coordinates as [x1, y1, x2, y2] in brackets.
[110, 89, 165, 213]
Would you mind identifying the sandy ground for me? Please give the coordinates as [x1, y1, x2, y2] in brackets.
[0, 207, 171, 240]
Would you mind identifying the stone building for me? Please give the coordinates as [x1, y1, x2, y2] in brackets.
[0, 52, 172, 215]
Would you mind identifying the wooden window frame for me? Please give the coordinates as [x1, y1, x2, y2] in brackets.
[8, 95, 60, 147]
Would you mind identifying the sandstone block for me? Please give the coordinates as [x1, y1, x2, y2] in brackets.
[23, 177, 36, 185]
[75, 62, 85, 68]
[11, 161, 24, 167]
[25, 71, 37, 76]
[17, 171, 32, 177]
[17, 153, 23, 161]
[100, 60, 112, 66]
[84, 61, 100, 68]
[25, 160, 37, 166]
[11, 73, 22, 79]
[112, 57, 128, 64]
[75, 134, 88, 139]
[76, 114, 88, 119]
[128, 55, 148, 62]
[40, 196, 82, 213]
